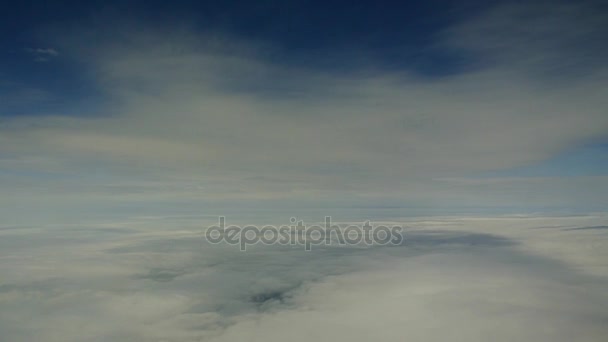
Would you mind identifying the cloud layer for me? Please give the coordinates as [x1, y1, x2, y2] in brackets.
[1, 215, 608, 341]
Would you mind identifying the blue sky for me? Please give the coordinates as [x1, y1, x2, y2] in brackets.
[1, 0, 608, 221]
[2, 0, 471, 118]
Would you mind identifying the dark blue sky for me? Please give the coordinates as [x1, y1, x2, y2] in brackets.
[4, 0, 604, 118]
[1, 0, 496, 118]
[3, 0, 478, 51]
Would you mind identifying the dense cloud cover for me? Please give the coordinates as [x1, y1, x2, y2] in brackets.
[1, 215, 608, 341]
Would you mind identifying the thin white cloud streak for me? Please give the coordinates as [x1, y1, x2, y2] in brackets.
[25, 47, 60, 62]
[26, 48, 59, 56]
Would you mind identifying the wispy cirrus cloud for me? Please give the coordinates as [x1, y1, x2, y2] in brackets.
[25, 47, 59, 62]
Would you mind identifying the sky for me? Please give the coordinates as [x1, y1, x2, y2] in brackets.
[1, 0, 607, 221]
[1, 1, 608, 341]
